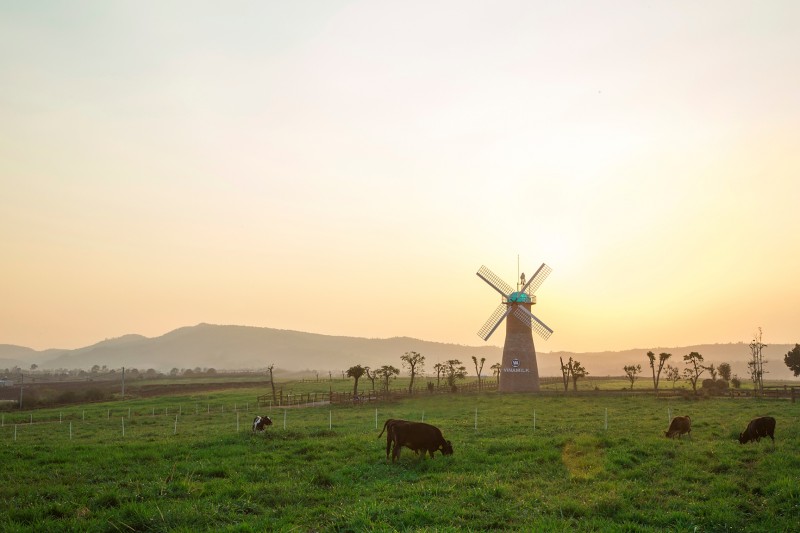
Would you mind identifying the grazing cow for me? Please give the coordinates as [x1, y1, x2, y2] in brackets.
[252, 415, 273, 432]
[390, 421, 453, 462]
[665, 415, 692, 439]
[377, 419, 411, 459]
[739, 416, 776, 444]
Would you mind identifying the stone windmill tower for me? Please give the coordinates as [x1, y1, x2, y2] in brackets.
[476, 262, 553, 392]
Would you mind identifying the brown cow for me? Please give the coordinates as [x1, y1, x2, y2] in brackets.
[252, 415, 273, 432]
[665, 415, 692, 439]
[377, 419, 414, 459]
[390, 421, 453, 462]
[738, 416, 776, 444]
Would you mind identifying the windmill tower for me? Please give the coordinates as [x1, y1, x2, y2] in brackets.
[476, 262, 553, 392]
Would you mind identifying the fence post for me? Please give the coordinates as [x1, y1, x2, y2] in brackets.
[604, 408, 608, 431]
[283, 410, 287, 430]
[174, 415, 178, 435]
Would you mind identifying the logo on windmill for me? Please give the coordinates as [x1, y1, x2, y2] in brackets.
[476, 262, 553, 392]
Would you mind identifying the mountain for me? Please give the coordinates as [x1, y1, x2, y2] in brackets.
[32, 324, 501, 374]
[3, 324, 797, 380]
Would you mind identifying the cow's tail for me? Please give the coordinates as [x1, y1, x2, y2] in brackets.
[377, 419, 390, 438]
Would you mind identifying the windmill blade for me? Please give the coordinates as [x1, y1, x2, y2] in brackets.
[477, 304, 511, 341]
[512, 306, 554, 340]
[477, 265, 513, 298]
[520, 263, 552, 296]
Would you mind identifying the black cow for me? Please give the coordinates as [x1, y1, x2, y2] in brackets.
[390, 421, 453, 462]
[665, 415, 692, 439]
[252, 415, 273, 432]
[377, 419, 413, 459]
[739, 416, 776, 444]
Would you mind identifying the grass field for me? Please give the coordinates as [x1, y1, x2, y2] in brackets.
[1, 386, 798, 532]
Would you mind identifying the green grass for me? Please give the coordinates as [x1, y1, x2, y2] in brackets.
[1, 389, 799, 531]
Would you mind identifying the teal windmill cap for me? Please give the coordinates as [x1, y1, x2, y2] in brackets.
[507, 291, 530, 303]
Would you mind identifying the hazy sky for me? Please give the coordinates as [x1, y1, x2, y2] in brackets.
[2, 1, 799, 353]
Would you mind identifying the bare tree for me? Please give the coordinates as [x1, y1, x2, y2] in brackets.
[560, 356, 572, 392]
[267, 363, 276, 404]
[647, 351, 672, 391]
[623, 364, 642, 390]
[471, 356, 486, 389]
[665, 365, 681, 389]
[490, 362, 501, 380]
[364, 366, 377, 390]
[748, 327, 768, 393]
[400, 351, 425, 394]
[682, 352, 706, 393]
[433, 363, 444, 387]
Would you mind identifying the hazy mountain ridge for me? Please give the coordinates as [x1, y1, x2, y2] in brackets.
[1, 325, 797, 380]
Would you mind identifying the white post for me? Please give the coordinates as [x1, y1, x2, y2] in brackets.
[604, 408, 608, 431]
[122, 417, 125, 438]
[166, 407, 169, 416]
[246, 402, 249, 411]
[174, 415, 178, 435]
[668, 407, 671, 424]
[196, 403, 198, 415]
[283, 410, 287, 430]
[329, 410, 332, 430]
[474, 408, 478, 430]
[128, 407, 131, 419]
[152, 408, 155, 417]
[14, 424, 17, 441]
[60, 412, 62, 424]
[69, 421, 72, 440]
[421, 411, 425, 422]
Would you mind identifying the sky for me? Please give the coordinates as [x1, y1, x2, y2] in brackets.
[2, 1, 799, 354]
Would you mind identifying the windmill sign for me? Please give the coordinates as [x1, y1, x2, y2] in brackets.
[476, 262, 553, 392]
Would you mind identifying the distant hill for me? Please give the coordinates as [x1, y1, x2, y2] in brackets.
[2, 324, 797, 380]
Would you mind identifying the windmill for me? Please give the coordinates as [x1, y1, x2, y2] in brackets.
[476, 262, 553, 392]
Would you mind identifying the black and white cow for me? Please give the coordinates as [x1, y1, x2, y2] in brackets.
[252, 415, 273, 432]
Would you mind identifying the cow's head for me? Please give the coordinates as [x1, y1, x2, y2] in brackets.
[738, 432, 748, 444]
[441, 440, 454, 456]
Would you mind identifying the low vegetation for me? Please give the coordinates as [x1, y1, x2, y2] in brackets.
[1, 385, 799, 531]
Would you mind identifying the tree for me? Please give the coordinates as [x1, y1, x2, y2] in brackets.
[400, 351, 425, 394]
[665, 365, 681, 389]
[748, 327, 768, 393]
[444, 359, 467, 390]
[705, 363, 717, 381]
[30, 364, 38, 372]
[718, 362, 732, 383]
[471, 356, 486, 389]
[346, 365, 365, 397]
[647, 351, 672, 391]
[559, 356, 572, 392]
[490, 362, 501, 379]
[376, 365, 400, 391]
[433, 363, 444, 386]
[569, 359, 588, 391]
[682, 352, 706, 393]
[623, 364, 642, 390]
[364, 367, 377, 390]
[784, 344, 800, 377]
[267, 363, 276, 404]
